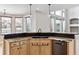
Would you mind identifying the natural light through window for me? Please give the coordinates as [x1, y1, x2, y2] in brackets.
[15, 17, 23, 33]
[2, 17, 12, 34]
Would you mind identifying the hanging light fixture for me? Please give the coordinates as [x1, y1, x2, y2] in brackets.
[48, 4, 51, 17]
[3, 8, 6, 15]
[29, 4, 32, 17]
[48, 4, 52, 32]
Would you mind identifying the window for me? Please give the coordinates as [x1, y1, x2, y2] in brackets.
[51, 9, 66, 32]
[25, 17, 31, 32]
[51, 17, 54, 32]
[62, 20, 65, 32]
[55, 18, 65, 32]
[1, 17, 12, 34]
[51, 11, 55, 15]
[55, 9, 65, 17]
[15, 17, 23, 33]
[56, 19, 61, 32]
[56, 10, 62, 16]
[62, 9, 65, 17]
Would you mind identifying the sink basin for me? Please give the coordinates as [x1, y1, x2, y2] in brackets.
[32, 36, 48, 38]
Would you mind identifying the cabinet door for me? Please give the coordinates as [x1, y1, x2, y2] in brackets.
[29, 39, 40, 55]
[19, 45, 27, 55]
[20, 40, 28, 55]
[40, 39, 52, 55]
[10, 46, 20, 55]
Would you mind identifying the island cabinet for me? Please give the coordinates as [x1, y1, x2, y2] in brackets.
[4, 37, 74, 55]
[29, 38, 52, 55]
[4, 38, 29, 55]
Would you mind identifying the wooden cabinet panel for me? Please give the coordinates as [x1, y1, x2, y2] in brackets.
[20, 40, 28, 55]
[67, 40, 75, 55]
[29, 39, 40, 55]
[20, 40, 27, 45]
[20, 45, 27, 55]
[29, 38, 52, 55]
[10, 46, 20, 55]
[10, 41, 19, 47]
[40, 39, 52, 55]
[4, 38, 29, 55]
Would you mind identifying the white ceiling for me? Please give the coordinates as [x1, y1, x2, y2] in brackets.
[0, 4, 29, 15]
[51, 4, 79, 11]
[0, 4, 79, 15]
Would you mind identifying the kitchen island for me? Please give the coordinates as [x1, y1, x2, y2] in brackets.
[0, 32, 78, 55]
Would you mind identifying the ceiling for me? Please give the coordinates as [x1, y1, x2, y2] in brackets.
[51, 4, 79, 11]
[0, 4, 79, 15]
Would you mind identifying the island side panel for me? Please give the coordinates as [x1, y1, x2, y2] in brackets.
[0, 35, 4, 55]
[75, 35, 79, 55]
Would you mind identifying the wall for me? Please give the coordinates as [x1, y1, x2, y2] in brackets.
[36, 11, 50, 32]
[63, 7, 79, 32]
[31, 12, 37, 32]
[30, 7, 51, 32]
[68, 6, 79, 19]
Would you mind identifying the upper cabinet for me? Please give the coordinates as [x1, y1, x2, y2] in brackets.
[70, 18, 79, 24]
[69, 18, 79, 33]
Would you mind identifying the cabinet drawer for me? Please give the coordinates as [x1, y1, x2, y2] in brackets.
[20, 40, 27, 45]
[10, 42, 19, 47]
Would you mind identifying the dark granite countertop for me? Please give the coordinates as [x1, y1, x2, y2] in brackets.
[3, 32, 78, 39]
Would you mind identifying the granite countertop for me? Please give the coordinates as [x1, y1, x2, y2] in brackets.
[4, 32, 78, 35]
[3, 32, 78, 39]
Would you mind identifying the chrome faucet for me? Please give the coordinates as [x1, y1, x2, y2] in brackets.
[38, 28, 42, 32]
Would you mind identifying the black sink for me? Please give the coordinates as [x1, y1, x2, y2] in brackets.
[32, 36, 48, 38]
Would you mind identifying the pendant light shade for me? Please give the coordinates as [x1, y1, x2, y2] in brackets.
[29, 4, 32, 17]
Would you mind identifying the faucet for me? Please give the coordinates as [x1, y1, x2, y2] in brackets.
[38, 28, 42, 32]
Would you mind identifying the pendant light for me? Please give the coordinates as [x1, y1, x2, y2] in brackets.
[29, 4, 32, 17]
[3, 9, 6, 15]
[48, 4, 51, 16]
[48, 4, 52, 32]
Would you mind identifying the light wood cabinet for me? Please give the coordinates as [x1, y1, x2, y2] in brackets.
[4, 38, 29, 55]
[29, 38, 52, 55]
[29, 38, 40, 55]
[19, 40, 28, 55]
[10, 46, 20, 55]
[4, 37, 73, 55]
[40, 39, 52, 55]
[4, 40, 20, 55]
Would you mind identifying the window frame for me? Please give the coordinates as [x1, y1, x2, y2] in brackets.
[25, 16, 31, 32]
[1, 16, 12, 34]
[15, 17, 23, 33]
[50, 9, 66, 32]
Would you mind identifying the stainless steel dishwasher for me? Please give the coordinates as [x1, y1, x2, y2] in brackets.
[52, 40, 67, 55]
